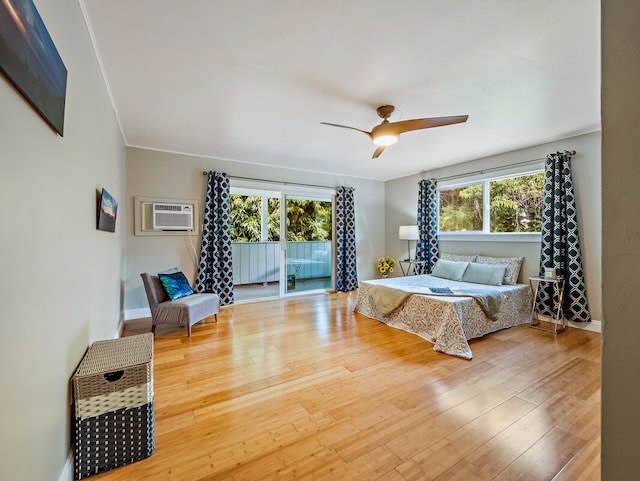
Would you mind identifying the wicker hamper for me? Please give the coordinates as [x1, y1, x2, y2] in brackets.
[72, 333, 154, 479]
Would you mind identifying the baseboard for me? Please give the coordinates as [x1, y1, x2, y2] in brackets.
[123, 304, 602, 333]
[569, 318, 601, 333]
[57, 451, 73, 481]
[116, 317, 125, 338]
[125, 307, 151, 320]
[536, 314, 602, 333]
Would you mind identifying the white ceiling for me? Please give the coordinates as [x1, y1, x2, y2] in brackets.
[81, 0, 600, 181]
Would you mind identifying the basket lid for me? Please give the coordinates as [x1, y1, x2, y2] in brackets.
[74, 333, 153, 377]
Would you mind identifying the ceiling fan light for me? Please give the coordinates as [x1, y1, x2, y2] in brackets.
[373, 134, 398, 146]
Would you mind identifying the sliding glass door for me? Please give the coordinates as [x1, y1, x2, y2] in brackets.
[230, 183, 334, 302]
[283, 194, 333, 295]
[230, 188, 281, 302]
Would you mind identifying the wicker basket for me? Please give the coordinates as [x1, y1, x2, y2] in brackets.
[72, 333, 154, 479]
[73, 403, 154, 479]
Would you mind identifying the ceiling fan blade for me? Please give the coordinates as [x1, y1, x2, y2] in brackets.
[372, 146, 386, 159]
[382, 115, 469, 136]
[320, 122, 372, 138]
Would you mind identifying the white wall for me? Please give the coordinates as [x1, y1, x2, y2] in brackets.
[601, 1, 640, 479]
[125, 147, 385, 311]
[385, 131, 602, 321]
[0, 1, 126, 480]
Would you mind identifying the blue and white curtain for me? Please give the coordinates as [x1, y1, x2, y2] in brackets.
[416, 178, 440, 274]
[536, 152, 591, 322]
[195, 171, 234, 305]
[335, 186, 358, 292]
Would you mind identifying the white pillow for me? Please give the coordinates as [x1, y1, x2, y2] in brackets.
[475, 256, 524, 285]
[462, 262, 507, 286]
[431, 259, 469, 281]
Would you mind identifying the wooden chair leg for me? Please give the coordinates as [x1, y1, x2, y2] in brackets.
[187, 323, 191, 337]
[214, 313, 218, 323]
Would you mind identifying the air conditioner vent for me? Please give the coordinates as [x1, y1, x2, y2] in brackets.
[152, 203, 194, 231]
[154, 204, 184, 212]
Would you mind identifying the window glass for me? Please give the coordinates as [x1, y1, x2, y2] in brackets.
[438, 171, 544, 233]
[267, 197, 280, 241]
[285, 198, 332, 241]
[489, 173, 544, 232]
[439, 183, 483, 231]
[230, 194, 261, 242]
[230, 194, 331, 242]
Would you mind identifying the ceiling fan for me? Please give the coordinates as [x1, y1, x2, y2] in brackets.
[321, 105, 469, 159]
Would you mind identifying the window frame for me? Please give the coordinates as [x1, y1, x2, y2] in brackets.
[230, 182, 336, 244]
[230, 189, 279, 242]
[437, 164, 544, 243]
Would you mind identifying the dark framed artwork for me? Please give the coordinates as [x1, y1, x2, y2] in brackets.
[97, 189, 118, 233]
[0, 0, 67, 135]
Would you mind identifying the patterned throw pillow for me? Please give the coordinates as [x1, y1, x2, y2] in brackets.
[475, 256, 524, 285]
[439, 253, 477, 263]
[158, 271, 194, 301]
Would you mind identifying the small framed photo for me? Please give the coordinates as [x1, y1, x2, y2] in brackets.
[97, 188, 118, 232]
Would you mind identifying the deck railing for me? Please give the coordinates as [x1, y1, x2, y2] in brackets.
[231, 241, 332, 285]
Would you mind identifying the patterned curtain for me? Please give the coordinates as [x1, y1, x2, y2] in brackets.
[194, 171, 234, 305]
[536, 152, 591, 322]
[415, 178, 440, 274]
[335, 186, 358, 292]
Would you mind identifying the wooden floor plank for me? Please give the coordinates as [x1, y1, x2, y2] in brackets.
[95, 292, 600, 481]
[397, 395, 537, 480]
[434, 388, 594, 480]
[385, 385, 519, 461]
[493, 426, 586, 481]
[551, 432, 601, 481]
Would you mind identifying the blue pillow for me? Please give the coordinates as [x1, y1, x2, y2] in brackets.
[430, 259, 469, 281]
[462, 262, 507, 286]
[158, 271, 194, 301]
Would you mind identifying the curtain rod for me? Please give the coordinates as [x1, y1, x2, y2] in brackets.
[424, 150, 576, 183]
[201, 172, 336, 190]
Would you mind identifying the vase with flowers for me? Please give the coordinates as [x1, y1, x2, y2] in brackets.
[377, 256, 396, 278]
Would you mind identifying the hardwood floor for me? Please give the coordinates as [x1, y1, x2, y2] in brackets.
[101, 292, 601, 481]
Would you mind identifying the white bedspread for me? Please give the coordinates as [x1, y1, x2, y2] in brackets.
[354, 275, 532, 359]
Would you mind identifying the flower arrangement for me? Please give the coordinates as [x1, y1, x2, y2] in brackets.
[377, 256, 396, 276]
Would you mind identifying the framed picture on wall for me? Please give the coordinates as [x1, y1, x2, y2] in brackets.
[97, 189, 117, 232]
[0, 0, 68, 135]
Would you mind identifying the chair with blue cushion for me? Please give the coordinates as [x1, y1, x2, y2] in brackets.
[140, 268, 219, 337]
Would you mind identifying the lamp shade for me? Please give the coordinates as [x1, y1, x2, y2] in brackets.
[398, 225, 419, 240]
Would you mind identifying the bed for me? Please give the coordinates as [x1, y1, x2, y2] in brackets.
[353, 273, 532, 359]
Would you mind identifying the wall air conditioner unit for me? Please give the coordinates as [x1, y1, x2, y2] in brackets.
[152, 203, 194, 231]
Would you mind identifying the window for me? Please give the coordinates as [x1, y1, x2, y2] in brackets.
[230, 194, 280, 242]
[438, 171, 544, 235]
[439, 183, 483, 232]
[230, 193, 332, 242]
[285, 197, 332, 241]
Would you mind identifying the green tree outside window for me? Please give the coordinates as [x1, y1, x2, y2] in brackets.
[439, 172, 544, 233]
[230, 194, 332, 242]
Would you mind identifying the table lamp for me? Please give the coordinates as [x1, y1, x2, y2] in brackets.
[398, 225, 419, 261]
